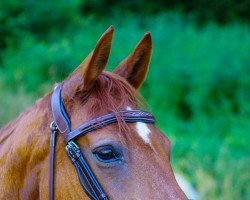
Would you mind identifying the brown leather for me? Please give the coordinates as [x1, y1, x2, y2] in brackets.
[66, 141, 108, 199]
[51, 84, 71, 137]
[49, 122, 57, 200]
[65, 110, 155, 144]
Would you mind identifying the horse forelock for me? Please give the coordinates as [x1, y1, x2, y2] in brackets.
[89, 72, 144, 115]
[61, 71, 147, 141]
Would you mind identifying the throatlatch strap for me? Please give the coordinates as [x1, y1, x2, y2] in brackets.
[49, 122, 57, 200]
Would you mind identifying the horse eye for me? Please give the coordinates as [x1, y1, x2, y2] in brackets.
[94, 146, 120, 163]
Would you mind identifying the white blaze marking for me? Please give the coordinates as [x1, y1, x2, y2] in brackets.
[135, 122, 151, 144]
[126, 106, 132, 110]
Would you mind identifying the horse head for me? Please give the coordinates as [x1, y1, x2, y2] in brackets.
[0, 26, 187, 200]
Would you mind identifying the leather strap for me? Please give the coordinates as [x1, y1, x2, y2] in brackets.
[65, 110, 155, 144]
[51, 84, 71, 136]
[49, 122, 57, 200]
[66, 141, 108, 200]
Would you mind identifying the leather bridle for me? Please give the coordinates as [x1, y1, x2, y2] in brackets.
[49, 84, 155, 200]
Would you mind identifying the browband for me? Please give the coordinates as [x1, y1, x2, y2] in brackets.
[52, 84, 155, 144]
[50, 84, 155, 200]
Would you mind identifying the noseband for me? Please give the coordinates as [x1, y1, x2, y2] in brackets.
[49, 84, 155, 200]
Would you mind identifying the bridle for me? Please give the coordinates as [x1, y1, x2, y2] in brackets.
[49, 84, 155, 200]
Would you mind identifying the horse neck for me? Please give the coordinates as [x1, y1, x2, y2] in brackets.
[0, 94, 51, 198]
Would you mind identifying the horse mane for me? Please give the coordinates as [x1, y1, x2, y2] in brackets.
[0, 95, 50, 144]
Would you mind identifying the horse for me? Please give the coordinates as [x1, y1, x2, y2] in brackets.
[0, 26, 187, 199]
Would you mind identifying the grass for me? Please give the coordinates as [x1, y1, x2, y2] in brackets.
[0, 12, 249, 199]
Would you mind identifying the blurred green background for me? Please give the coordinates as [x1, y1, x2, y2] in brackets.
[0, 1, 249, 199]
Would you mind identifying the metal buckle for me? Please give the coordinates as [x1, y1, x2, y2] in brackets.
[50, 121, 58, 132]
[66, 141, 81, 163]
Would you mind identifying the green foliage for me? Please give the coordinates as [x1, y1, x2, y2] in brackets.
[0, 2, 249, 199]
[81, 0, 250, 24]
[0, 0, 82, 49]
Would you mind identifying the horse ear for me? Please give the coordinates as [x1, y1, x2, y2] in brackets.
[113, 32, 152, 89]
[74, 26, 114, 90]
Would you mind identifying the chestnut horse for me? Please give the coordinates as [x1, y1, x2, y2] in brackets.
[0, 26, 187, 199]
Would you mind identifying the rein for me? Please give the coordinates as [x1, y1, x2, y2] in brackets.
[49, 84, 155, 200]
